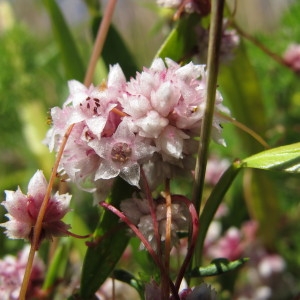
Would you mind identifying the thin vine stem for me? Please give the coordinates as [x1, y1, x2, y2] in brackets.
[174, 196, 199, 291]
[191, 0, 225, 266]
[100, 201, 180, 300]
[19, 1, 118, 298]
[217, 112, 270, 149]
[19, 124, 74, 300]
[84, 0, 118, 86]
[192, 0, 225, 214]
[163, 179, 172, 299]
[140, 167, 161, 257]
[233, 23, 288, 68]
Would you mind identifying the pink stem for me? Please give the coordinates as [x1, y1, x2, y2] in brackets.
[100, 201, 179, 300]
[174, 195, 199, 291]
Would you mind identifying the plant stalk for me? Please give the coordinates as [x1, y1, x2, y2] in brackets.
[192, 0, 225, 214]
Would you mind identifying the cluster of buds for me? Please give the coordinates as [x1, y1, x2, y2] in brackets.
[120, 195, 190, 250]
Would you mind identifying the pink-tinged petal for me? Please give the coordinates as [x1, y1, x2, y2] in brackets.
[135, 111, 169, 138]
[156, 126, 189, 159]
[150, 58, 166, 72]
[175, 61, 205, 81]
[119, 94, 151, 118]
[27, 170, 48, 200]
[44, 193, 71, 222]
[164, 57, 179, 69]
[85, 115, 107, 138]
[2, 189, 30, 222]
[1, 220, 32, 240]
[107, 64, 126, 87]
[65, 80, 92, 107]
[150, 81, 180, 117]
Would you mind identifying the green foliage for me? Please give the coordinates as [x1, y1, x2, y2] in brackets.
[42, 0, 85, 81]
[242, 142, 300, 173]
[190, 258, 249, 277]
[155, 13, 199, 62]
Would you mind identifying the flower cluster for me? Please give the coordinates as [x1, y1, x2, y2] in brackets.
[0, 246, 44, 300]
[196, 23, 240, 64]
[156, 0, 211, 16]
[283, 43, 300, 73]
[45, 58, 229, 196]
[1, 170, 71, 242]
[120, 195, 190, 250]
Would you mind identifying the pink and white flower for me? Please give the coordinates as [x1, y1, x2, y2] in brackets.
[283, 43, 300, 73]
[0, 246, 45, 300]
[1, 170, 71, 243]
[45, 58, 229, 194]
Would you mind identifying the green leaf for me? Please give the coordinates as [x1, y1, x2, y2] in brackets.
[194, 162, 241, 266]
[43, 239, 70, 290]
[190, 258, 249, 277]
[113, 269, 144, 298]
[42, 0, 85, 80]
[242, 142, 300, 173]
[219, 42, 267, 155]
[79, 178, 136, 299]
[155, 14, 199, 62]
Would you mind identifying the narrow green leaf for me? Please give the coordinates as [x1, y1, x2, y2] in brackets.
[190, 258, 249, 277]
[113, 269, 144, 298]
[42, 0, 85, 80]
[155, 14, 199, 62]
[242, 142, 300, 173]
[194, 162, 241, 266]
[43, 239, 70, 290]
[79, 178, 136, 299]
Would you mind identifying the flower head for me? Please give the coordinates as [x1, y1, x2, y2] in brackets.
[45, 58, 229, 195]
[120, 195, 190, 250]
[157, 0, 211, 16]
[283, 43, 300, 73]
[0, 246, 44, 300]
[1, 170, 71, 243]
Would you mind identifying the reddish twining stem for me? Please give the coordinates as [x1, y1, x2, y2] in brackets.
[140, 167, 161, 256]
[163, 179, 172, 299]
[100, 201, 180, 300]
[174, 196, 199, 291]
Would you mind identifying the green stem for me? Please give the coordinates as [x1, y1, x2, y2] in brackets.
[192, 0, 225, 213]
